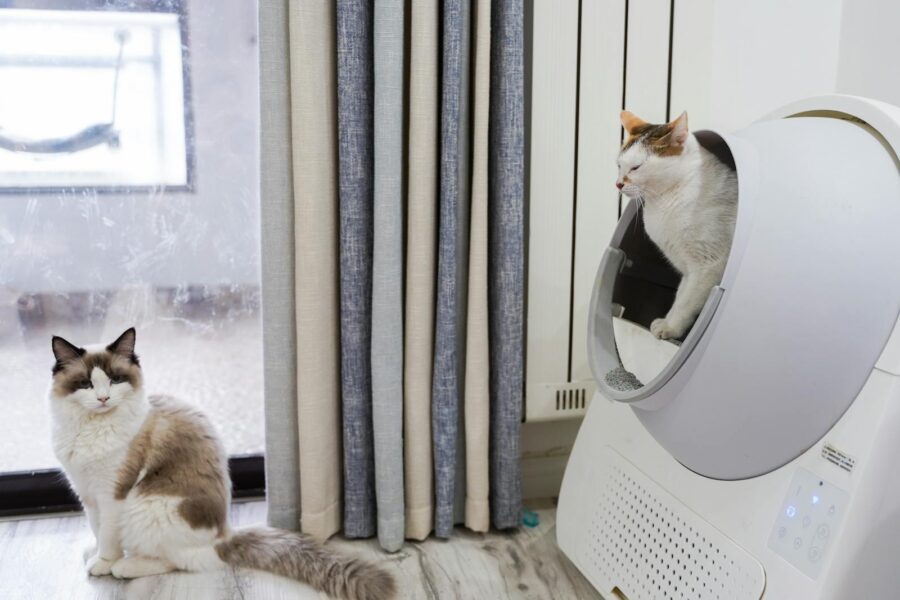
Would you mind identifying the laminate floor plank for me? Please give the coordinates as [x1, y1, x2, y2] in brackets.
[0, 500, 600, 599]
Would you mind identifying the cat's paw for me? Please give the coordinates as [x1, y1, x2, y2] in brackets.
[651, 318, 684, 340]
[86, 555, 114, 577]
[82, 544, 97, 565]
[111, 558, 142, 579]
[111, 557, 174, 579]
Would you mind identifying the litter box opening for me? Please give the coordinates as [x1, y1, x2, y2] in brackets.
[588, 131, 737, 403]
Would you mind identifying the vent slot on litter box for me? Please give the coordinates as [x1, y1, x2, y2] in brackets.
[582, 448, 765, 600]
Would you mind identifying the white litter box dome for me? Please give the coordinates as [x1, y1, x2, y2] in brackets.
[588, 95, 900, 480]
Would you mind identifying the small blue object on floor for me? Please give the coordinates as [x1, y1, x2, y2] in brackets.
[522, 510, 540, 528]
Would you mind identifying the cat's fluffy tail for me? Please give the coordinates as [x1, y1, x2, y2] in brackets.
[215, 527, 396, 600]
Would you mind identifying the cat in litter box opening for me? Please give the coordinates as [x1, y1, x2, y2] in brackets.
[615, 110, 738, 340]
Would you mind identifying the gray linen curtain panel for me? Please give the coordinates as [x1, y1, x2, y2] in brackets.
[260, 0, 525, 552]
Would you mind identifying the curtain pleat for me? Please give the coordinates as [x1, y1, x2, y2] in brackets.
[269, 0, 525, 543]
[433, 0, 472, 538]
[289, 0, 343, 542]
[371, 0, 406, 552]
[403, 0, 439, 542]
[260, 0, 301, 532]
[488, 0, 525, 530]
[336, 0, 377, 539]
[464, 0, 491, 533]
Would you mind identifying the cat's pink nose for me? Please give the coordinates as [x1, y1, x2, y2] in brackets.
[616, 182, 624, 190]
[97, 396, 109, 404]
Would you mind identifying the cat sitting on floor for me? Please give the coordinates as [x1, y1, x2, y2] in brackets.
[616, 110, 738, 340]
[49, 328, 395, 600]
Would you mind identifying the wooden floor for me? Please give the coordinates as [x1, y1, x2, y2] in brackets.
[0, 499, 601, 599]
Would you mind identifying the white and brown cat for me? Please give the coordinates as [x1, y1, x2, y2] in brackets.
[49, 328, 395, 600]
[616, 110, 738, 340]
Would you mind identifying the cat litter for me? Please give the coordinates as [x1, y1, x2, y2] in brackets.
[604, 365, 644, 392]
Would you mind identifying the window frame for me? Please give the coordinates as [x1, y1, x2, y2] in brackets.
[0, 454, 264, 518]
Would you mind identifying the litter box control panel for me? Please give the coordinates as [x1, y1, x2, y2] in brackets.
[767, 468, 849, 579]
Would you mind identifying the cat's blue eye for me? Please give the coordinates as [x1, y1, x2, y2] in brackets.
[78, 379, 92, 389]
[110, 376, 124, 384]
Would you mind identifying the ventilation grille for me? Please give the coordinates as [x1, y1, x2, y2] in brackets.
[556, 387, 588, 411]
[582, 449, 765, 600]
[525, 380, 595, 422]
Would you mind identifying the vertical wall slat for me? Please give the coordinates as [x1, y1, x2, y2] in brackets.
[569, 0, 627, 385]
[668, 0, 715, 130]
[623, 0, 671, 123]
[524, 0, 580, 420]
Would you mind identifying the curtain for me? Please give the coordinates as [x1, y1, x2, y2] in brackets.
[488, 0, 526, 530]
[336, 0, 377, 540]
[403, 0, 439, 542]
[371, 0, 406, 552]
[464, 0, 493, 534]
[289, 0, 343, 542]
[261, 0, 525, 551]
[432, 0, 471, 539]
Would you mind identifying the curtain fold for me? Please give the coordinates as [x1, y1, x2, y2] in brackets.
[464, 0, 492, 534]
[336, 0, 377, 539]
[371, 0, 406, 553]
[433, 0, 472, 539]
[488, 0, 526, 531]
[403, 0, 439, 542]
[264, 0, 526, 545]
[289, 0, 343, 543]
[260, 0, 300, 532]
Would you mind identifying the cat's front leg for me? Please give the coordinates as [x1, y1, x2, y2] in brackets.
[87, 497, 124, 577]
[82, 496, 100, 564]
[653, 265, 722, 340]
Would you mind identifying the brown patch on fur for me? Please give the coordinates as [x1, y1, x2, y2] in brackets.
[621, 122, 684, 156]
[52, 350, 143, 397]
[620, 110, 648, 135]
[216, 528, 397, 600]
[113, 395, 230, 535]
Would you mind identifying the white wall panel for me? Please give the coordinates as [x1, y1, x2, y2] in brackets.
[837, 0, 900, 106]
[524, 0, 580, 419]
[569, 0, 626, 384]
[623, 0, 671, 123]
[668, 0, 715, 129]
[670, 0, 843, 133]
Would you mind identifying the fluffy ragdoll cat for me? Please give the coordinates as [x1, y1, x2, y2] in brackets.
[49, 328, 395, 600]
[616, 110, 738, 340]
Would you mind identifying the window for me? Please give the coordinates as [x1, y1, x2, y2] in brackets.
[0, 7, 191, 190]
[0, 0, 263, 515]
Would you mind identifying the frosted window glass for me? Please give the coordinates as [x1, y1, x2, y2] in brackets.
[0, 8, 189, 189]
[0, 0, 262, 472]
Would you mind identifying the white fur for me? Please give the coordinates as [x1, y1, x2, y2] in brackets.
[51, 360, 148, 575]
[616, 130, 737, 339]
[50, 353, 225, 580]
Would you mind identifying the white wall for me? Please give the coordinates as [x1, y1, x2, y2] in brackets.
[671, 0, 844, 132]
[836, 0, 900, 107]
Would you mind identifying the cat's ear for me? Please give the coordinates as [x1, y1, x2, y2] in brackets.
[620, 110, 648, 135]
[668, 111, 689, 147]
[52, 336, 84, 372]
[107, 327, 137, 360]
